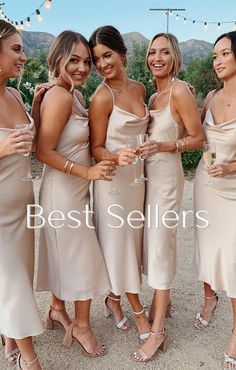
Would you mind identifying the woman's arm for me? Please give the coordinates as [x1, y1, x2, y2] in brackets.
[142, 82, 205, 158]
[36, 87, 113, 180]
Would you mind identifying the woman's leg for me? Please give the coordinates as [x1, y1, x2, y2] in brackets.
[126, 292, 150, 336]
[105, 293, 130, 330]
[133, 289, 169, 361]
[1, 336, 19, 364]
[45, 294, 71, 329]
[65, 299, 106, 356]
[15, 337, 41, 370]
[195, 282, 218, 329]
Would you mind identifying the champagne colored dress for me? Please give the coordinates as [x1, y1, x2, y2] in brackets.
[0, 89, 43, 338]
[143, 89, 186, 289]
[193, 103, 236, 298]
[36, 93, 110, 301]
[93, 83, 149, 295]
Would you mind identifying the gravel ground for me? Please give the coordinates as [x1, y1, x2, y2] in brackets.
[0, 179, 231, 370]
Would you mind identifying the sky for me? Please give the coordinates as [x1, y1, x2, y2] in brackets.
[1, 0, 236, 44]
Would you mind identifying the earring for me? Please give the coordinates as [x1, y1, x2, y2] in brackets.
[0, 66, 2, 73]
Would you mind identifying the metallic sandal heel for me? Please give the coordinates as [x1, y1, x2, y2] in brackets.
[104, 295, 130, 331]
[133, 308, 150, 341]
[195, 294, 219, 330]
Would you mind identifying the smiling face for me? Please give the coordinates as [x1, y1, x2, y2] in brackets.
[147, 36, 174, 79]
[0, 32, 26, 78]
[92, 44, 125, 79]
[59, 41, 91, 88]
[213, 37, 236, 81]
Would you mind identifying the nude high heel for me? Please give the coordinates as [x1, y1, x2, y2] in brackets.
[16, 354, 40, 370]
[63, 322, 106, 357]
[45, 305, 69, 330]
[132, 328, 168, 362]
[1, 334, 20, 364]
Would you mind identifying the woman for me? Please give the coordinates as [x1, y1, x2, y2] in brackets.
[89, 25, 150, 340]
[193, 31, 236, 369]
[36, 30, 113, 357]
[133, 33, 204, 362]
[0, 20, 43, 370]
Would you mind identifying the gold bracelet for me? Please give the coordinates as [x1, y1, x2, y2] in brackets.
[63, 160, 70, 173]
[175, 141, 180, 152]
[68, 162, 74, 174]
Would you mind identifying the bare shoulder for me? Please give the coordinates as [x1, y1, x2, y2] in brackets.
[205, 89, 217, 106]
[131, 80, 146, 98]
[148, 92, 157, 107]
[42, 85, 73, 108]
[172, 80, 192, 97]
[90, 83, 113, 108]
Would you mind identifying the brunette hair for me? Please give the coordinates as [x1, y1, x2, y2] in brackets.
[214, 31, 236, 59]
[89, 25, 127, 66]
[47, 30, 92, 90]
[0, 20, 19, 52]
[146, 32, 182, 78]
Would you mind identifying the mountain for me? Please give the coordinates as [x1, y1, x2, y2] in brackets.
[21, 30, 213, 65]
[21, 30, 55, 56]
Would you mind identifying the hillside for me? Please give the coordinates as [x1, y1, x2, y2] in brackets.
[21, 30, 213, 64]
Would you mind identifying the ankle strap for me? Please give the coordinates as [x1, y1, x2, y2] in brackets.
[22, 356, 38, 366]
[107, 295, 121, 302]
[150, 328, 166, 336]
[205, 294, 218, 300]
[133, 308, 144, 315]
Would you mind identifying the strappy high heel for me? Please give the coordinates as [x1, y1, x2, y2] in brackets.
[0, 334, 20, 364]
[45, 305, 70, 330]
[195, 294, 219, 329]
[223, 332, 236, 369]
[104, 295, 130, 331]
[133, 308, 150, 341]
[132, 328, 168, 362]
[16, 354, 40, 370]
[63, 322, 106, 357]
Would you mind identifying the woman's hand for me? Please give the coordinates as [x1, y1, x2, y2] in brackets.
[117, 148, 136, 166]
[0, 130, 33, 159]
[208, 161, 235, 177]
[87, 160, 116, 180]
[140, 140, 159, 159]
[33, 82, 54, 105]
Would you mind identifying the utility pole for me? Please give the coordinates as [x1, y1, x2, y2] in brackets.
[149, 8, 185, 32]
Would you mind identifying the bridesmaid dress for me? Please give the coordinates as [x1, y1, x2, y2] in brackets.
[36, 92, 110, 300]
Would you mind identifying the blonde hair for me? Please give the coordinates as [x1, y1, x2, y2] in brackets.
[0, 20, 19, 52]
[146, 33, 182, 78]
[47, 30, 92, 91]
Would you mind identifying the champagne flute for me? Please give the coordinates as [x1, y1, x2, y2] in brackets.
[203, 142, 216, 185]
[105, 144, 120, 196]
[136, 133, 148, 182]
[15, 124, 34, 181]
[126, 136, 140, 187]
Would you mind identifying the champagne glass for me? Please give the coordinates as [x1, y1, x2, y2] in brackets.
[136, 133, 148, 182]
[126, 136, 140, 187]
[15, 124, 34, 181]
[105, 145, 120, 196]
[203, 141, 216, 185]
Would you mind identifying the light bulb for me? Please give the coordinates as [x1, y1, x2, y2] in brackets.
[36, 9, 43, 22]
[27, 17, 31, 27]
[45, 0, 52, 9]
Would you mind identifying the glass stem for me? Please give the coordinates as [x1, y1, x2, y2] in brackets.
[133, 164, 138, 182]
[140, 158, 144, 177]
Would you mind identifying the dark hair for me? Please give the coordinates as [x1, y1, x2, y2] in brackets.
[89, 25, 127, 65]
[0, 20, 19, 52]
[214, 31, 236, 59]
[48, 30, 92, 90]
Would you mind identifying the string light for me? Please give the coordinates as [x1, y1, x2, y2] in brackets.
[0, 1, 52, 28]
[165, 10, 236, 32]
[36, 9, 43, 22]
[44, 0, 52, 9]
